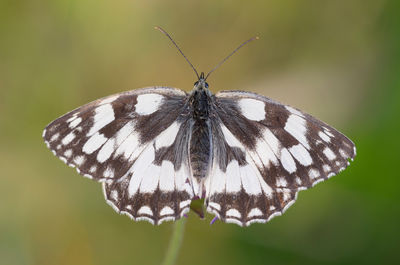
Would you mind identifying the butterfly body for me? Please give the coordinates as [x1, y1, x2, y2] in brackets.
[188, 73, 213, 196]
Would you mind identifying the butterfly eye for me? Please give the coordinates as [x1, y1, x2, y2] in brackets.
[205, 82, 209, 88]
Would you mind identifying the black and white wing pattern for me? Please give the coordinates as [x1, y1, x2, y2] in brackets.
[43, 87, 194, 224]
[206, 90, 356, 226]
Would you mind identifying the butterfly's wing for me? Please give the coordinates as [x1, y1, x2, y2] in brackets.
[206, 90, 356, 226]
[43, 87, 194, 224]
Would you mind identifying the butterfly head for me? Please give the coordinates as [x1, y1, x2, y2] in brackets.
[194, 72, 209, 90]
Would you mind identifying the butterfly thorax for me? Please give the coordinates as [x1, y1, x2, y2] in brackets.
[188, 74, 213, 195]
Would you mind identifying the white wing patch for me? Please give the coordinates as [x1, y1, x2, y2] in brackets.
[128, 144, 156, 196]
[225, 160, 242, 193]
[87, 104, 115, 136]
[280, 148, 297, 174]
[289, 144, 312, 166]
[135, 94, 164, 115]
[159, 160, 176, 192]
[323, 147, 337, 160]
[82, 132, 108, 154]
[284, 114, 310, 149]
[238, 98, 266, 121]
[155, 121, 180, 150]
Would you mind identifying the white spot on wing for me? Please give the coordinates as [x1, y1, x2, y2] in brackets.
[135, 94, 163, 115]
[69, 117, 82, 129]
[323, 164, 331, 172]
[175, 165, 192, 194]
[238, 98, 266, 121]
[140, 164, 161, 193]
[295, 177, 302, 185]
[309, 168, 320, 179]
[240, 165, 262, 195]
[73, 155, 85, 166]
[66, 114, 77, 123]
[210, 164, 227, 194]
[280, 148, 297, 174]
[83, 132, 108, 154]
[116, 121, 135, 145]
[97, 137, 115, 162]
[155, 121, 180, 150]
[127, 145, 155, 196]
[110, 190, 118, 200]
[64, 149, 72, 158]
[159, 161, 175, 192]
[226, 209, 241, 218]
[318, 131, 331, 143]
[339, 149, 348, 158]
[114, 130, 140, 160]
[61, 132, 75, 145]
[248, 208, 263, 218]
[284, 114, 310, 149]
[160, 206, 174, 216]
[225, 160, 242, 193]
[324, 129, 334, 137]
[89, 165, 97, 173]
[221, 124, 244, 149]
[253, 128, 279, 168]
[323, 147, 336, 160]
[276, 177, 287, 187]
[87, 103, 115, 136]
[289, 144, 312, 166]
[138, 206, 153, 216]
[50, 132, 60, 142]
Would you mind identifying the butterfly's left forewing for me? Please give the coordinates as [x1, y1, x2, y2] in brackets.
[43, 87, 194, 224]
[206, 91, 356, 226]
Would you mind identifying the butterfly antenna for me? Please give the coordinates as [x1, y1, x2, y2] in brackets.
[205, 36, 259, 80]
[155, 26, 200, 80]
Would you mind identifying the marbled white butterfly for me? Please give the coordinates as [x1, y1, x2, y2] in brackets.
[43, 27, 356, 226]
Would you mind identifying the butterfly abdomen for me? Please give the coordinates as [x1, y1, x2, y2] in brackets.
[189, 119, 212, 178]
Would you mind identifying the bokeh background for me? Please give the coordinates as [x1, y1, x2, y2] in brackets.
[1, 0, 399, 264]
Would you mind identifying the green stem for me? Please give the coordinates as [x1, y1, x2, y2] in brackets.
[161, 218, 187, 265]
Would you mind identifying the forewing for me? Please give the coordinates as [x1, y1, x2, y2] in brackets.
[206, 90, 356, 226]
[43, 87, 186, 180]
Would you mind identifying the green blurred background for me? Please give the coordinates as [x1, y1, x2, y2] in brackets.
[1, 0, 399, 264]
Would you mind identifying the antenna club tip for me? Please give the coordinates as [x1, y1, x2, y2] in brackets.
[255, 36, 260, 40]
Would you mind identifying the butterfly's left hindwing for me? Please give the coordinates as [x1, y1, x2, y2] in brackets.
[206, 91, 356, 226]
[43, 87, 194, 224]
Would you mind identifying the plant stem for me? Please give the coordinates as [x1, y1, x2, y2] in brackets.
[161, 218, 187, 265]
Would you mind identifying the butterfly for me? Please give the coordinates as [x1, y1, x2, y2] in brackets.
[43, 27, 356, 226]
